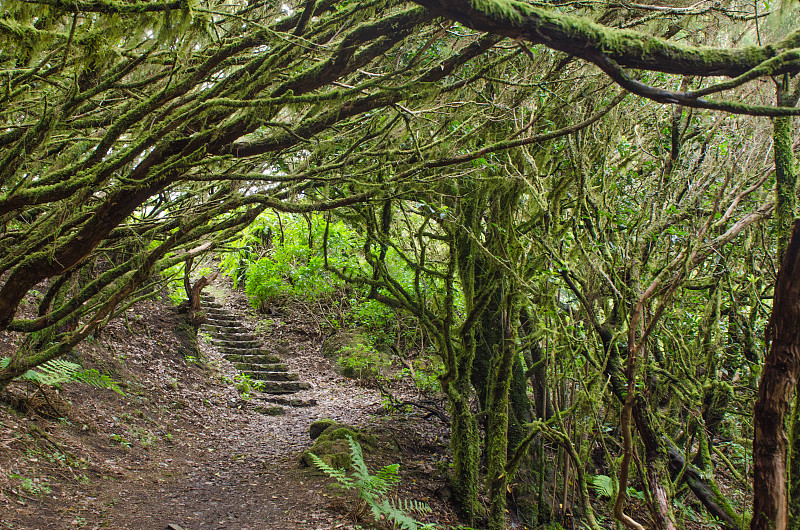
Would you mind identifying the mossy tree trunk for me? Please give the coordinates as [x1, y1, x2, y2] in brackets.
[752, 220, 800, 530]
[775, 77, 800, 530]
[756, 79, 800, 530]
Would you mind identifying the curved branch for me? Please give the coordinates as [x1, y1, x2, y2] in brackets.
[22, 0, 185, 13]
[411, 0, 800, 77]
[592, 53, 800, 116]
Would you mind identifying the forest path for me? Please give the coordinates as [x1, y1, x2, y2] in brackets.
[1, 281, 385, 530]
[94, 284, 386, 529]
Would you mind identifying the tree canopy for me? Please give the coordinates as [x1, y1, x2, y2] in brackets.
[1, 0, 799, 528]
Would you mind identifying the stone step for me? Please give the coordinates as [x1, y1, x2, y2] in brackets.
[233, 362, 287, 372]
[253, 405, 285, 416]
[218, 346, 276, 356]
[213, 339, 262, 349]
[224, 353, 282, 364]
[244, 370, 299, 382]
[210, 330, 257, 339]
[200, 321, 240, 330]
[206, 313, 234, 324]
[258, 381, 311, 394]
[205, 306, 231, 313]
[201, 324, 243, 334]
[206, 315, 238, 323]
[219, 336, 259, 344]
[199, 293, 310, 396]
[261, 396, 318, 408]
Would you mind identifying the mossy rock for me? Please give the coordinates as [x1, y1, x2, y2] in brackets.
[323, 427, 376, 449]
[301, 422, 376, 471]
[301, 438, 352, 470]
[310, 418, 341, 440]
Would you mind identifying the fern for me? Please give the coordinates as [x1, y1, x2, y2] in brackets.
[391, 498, 433, 515]
[588, 474, 614, 499]
[309, 434, 434, 530]
[1, 357, 124, 395]
[307, 451, 354, 488]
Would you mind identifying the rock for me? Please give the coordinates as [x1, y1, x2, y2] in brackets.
[302, 422, 376, 471]
[301, 438, 352, 470]
[309, 418, 339, 440]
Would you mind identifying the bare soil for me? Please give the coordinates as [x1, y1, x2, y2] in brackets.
[0, 285, 458, 530]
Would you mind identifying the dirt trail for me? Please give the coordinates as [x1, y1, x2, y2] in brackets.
[1, 282, 400, 530]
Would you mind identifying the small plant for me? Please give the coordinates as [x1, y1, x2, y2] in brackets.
[109, 433, 132, 448]
[233, 372, 265, 398]
[9, 474, 52, 495]
[588, 474, 614, 498]
[309, 435, 435, 530]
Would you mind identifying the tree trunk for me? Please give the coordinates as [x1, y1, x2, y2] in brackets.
[446, 378, 481, 524]
[183, 256, 218, 331]
[751, 220, 800, 530]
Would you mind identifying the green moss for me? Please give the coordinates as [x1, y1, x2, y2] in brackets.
[775, 112, 797, 262]
[469, 0, 535, 23]
[310, 418, 339, 439]
[301, 438, 352, 470]
[325, 427, 359, 441]
[301, 423, 375, 471]
[465, 0, 795, 77]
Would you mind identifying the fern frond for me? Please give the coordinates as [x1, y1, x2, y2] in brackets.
[1, 357, 124, 394]
[308, 452, 354, 489]
[391, 497, 432, 515]
[373, 463, 401, 495]
[312, 434, 433, 530]
[23, 358, 82, 386]
[347, 435, 371, 483]
[377, 498, 423, 530]
[73, 368, 125, 395]
[588, 474, 614, 498]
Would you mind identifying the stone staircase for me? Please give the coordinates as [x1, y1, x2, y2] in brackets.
[199, 294, 310, 395]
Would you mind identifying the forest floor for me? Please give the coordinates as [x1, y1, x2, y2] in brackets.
[0, 281, 459, 530]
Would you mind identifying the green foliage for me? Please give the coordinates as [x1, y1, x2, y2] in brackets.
[348, 298, 394, 333]
[309, 435, 435, 530]
[221, 212, 360, 307]
[390, 359, 443, 395]
[158, 254, 213, 306]
[337, 342, 389, 379]
[1, 357, 124, 395]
